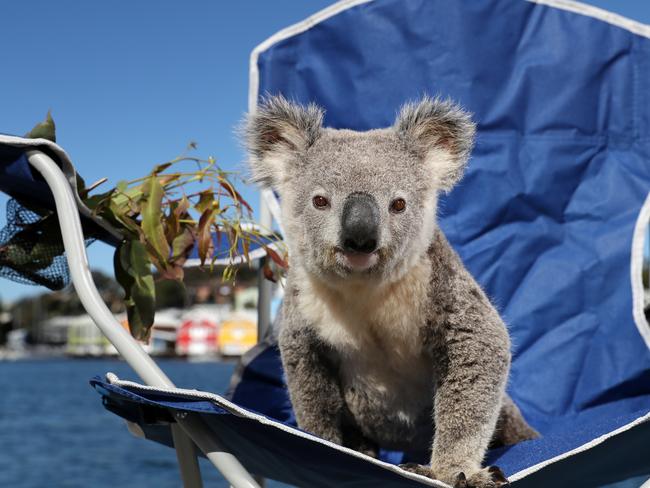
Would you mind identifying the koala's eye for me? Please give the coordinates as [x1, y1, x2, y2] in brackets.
[312, 195, 330, 209]
[390, 198, 406, 213]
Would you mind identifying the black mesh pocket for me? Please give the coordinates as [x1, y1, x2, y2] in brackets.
[0, 198, 71, 289]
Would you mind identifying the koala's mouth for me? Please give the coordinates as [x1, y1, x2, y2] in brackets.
[336, 248, 379, 272]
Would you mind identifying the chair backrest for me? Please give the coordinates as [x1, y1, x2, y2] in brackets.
[251, 0, 650, 420]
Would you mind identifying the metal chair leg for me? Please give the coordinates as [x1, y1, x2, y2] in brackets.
[172, 424, 204, 488]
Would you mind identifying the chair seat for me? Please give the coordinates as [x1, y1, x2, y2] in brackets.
[91, 371, 650, 487]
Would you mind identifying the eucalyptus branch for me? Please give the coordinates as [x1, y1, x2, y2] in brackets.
[84, 149, 287, 341]
[19, 113, 284, 342]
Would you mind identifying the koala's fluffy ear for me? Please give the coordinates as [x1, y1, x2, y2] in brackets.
[245, 95, 324, 187]
[394, 96, 476, 192]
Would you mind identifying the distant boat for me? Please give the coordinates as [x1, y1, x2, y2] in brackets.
[175, 318, 219, 358]
[218, 311, 257, 357]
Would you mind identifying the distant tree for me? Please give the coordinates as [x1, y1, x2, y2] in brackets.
[8, 269, 124, 341]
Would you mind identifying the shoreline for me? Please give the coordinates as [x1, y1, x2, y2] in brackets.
[0, 346, 238, 363]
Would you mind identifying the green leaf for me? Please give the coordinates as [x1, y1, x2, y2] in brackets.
[75, 173, 87, 196]
[111, 184, 143, 209]
[113, 243, 134, 305]
[164, 204, 179, 243]
[84, 188, 115, 211]
[164, 196, 192, 244]
[194, 190, 214, 213]
[109, 201, 142, 236]
[141, 176, 170, 266]
[197, 208, 216, 265]
[25, 111, 56, 142]
[114, 240, 156, 341]
[171, 227, 195, 261]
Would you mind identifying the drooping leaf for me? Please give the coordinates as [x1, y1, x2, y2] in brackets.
[264, 245, 289, 269]
[219, 181, 253, 212]
[165, 204, 180, 244]
[263, 263, 277, 283]
[197, 208, 216, 265]
[164, 194, 194, 245]
[171, 226, 195, 262]
[141, 176, 170, 266]
[129, 248, 156, 340]
[114, 240, 156, 341]
[162, 226, 195, 282]
[222, 264, 235, 282]
[75, 173, 89, 198]
[25, 111, 56, 142]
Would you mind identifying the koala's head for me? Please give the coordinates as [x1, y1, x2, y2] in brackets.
[245, 95, 475, 285]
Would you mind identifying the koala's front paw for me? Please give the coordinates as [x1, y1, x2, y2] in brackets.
[400, 463, 508, 488]
[454, 466, 509, 488]
[399, 463, 433, 478]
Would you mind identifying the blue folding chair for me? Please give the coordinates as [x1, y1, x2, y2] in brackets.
[95, 0, 650, 485]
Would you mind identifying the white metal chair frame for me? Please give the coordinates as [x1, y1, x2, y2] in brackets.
[26, 149, 260, 488]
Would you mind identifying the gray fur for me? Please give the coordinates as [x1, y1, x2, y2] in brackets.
[245, 94, 324, 188]
[395, 96, 476, 191]
[245, 96, 538, 487]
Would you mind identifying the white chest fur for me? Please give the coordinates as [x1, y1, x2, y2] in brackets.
[297, 258, 431, 350]
[295, 259, 435, 444]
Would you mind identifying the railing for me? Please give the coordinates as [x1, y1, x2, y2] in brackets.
[26, 149, 260, 488]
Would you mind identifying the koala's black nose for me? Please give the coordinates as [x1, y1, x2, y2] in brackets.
[341, 193, 379, 254]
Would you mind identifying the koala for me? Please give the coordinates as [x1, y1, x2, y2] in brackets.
[245, 95, 538, 488]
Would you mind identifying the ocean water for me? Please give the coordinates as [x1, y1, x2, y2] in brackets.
[0, 358, 288, 488]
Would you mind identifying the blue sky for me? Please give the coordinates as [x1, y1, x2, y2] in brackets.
[1, 1, 649, 302]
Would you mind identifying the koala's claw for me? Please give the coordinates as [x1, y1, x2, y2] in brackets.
[399, 463, 432, 477]
[487, 466, 509, 486]
[454, 466, 509, 488]
[454, 472, 468, 488]
[400, 463, 509, 487]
